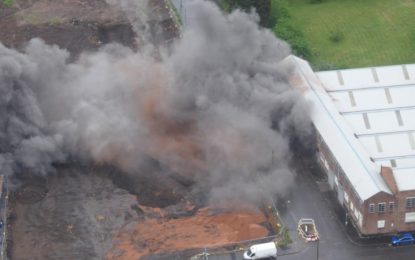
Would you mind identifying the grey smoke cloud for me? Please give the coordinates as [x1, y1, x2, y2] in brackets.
[0, 0, 311, 203]
[106, 0, 152, 44]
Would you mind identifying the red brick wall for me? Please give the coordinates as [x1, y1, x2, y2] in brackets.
[361, 192, 395, 235]
[315, 129, 415, 235]
[361, 190, 415, 235]
[394, 190, 415, 232]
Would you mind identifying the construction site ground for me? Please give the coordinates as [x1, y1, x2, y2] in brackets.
[8, 167, 275, 259]
[2, 1, 280, 259]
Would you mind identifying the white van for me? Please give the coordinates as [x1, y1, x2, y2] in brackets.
[243, 241, 277, 259]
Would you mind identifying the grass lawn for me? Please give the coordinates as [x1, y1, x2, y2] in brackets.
[286, 0, 415, 69]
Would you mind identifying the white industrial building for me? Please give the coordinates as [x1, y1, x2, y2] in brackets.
[285, 55, 415, 235]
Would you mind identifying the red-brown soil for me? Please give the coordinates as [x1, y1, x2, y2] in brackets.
[107, 207, 269, 260]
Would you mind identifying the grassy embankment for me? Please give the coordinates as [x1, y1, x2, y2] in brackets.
[220, 0, 415, 69]
[288, 0, 415, 69]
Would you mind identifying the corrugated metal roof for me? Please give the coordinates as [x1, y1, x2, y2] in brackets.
[285, 56, 391, 201]
[317, 63, 415, 192]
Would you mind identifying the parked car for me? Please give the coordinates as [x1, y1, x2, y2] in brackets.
[391, 233, 415, 246]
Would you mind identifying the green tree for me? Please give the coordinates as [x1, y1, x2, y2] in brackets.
[230, 0, 272, 28]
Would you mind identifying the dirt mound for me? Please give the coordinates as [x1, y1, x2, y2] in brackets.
[107, 207, 269, 260]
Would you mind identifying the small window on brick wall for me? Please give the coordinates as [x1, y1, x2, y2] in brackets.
[389, 202, 395, 212]
[406, 197, 415, 208]
[378, 203, 386, 213]
[369, 203, 375, 213]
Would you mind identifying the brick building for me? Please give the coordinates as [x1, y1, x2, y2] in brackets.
[285, 56, 415, 235]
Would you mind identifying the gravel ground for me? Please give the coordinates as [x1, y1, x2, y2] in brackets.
[8, 168, 139, 260]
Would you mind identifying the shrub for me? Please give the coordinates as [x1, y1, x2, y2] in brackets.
[274, 18, 312, 59]
[218, 0, 270, 27]
[222, 0, 313, 59]
[277, 229, 292, 248]
[219, 0, 232, 13]
[3, 0, 13, 7]
[272, 0, 312, 59]
[329, 30, 345, 43]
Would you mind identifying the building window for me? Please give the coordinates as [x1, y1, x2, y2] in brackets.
[389, 202, 395, 212]
[377, 220, 385, 228]
[378, 203, 386, 213]
[319, 153, 330, 170]
[369, 203, 375, 213]
[344, 192, 349, 203]
[406, 197, 415, 208]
